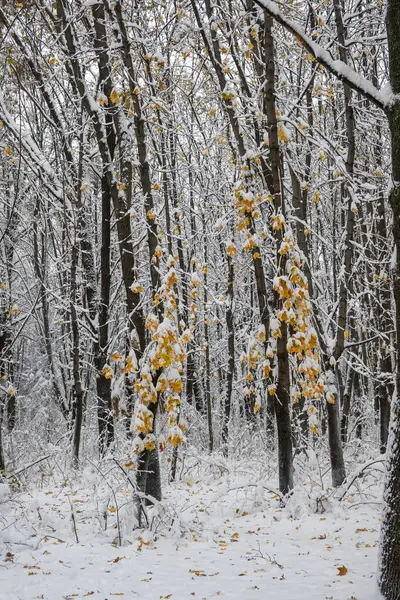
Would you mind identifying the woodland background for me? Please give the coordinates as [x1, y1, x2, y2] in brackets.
[0, 1, 398, 598]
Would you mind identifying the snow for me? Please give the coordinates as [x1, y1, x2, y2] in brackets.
[0, 456, 385, 600]
[191, 272, 201, 286]
[167, 367, 180, 381]
[0, 92, 64, 201]
[254, 0, 389, 110]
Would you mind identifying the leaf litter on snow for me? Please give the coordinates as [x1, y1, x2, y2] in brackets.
[0, 448, 385, 599]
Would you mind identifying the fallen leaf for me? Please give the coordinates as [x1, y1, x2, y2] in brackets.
[108, 556, 126, 564]
[337, 565, 348, 576]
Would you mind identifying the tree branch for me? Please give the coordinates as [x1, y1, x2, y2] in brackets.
[253, 0, 389, 111]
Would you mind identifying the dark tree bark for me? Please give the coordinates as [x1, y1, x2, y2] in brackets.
[113, 3, 163, 501]
[222, 252, 235, 449]
[341, 368, 354, 443]
[203, 212, 213, 453]
[71, 241, 83, 467]
[378, 2, 400, 597]
[91, 3, 116, 454]
[263, 13, 293, 495]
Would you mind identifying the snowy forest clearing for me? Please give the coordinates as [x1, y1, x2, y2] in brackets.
[2, 0, 400, 597]
[0, 453, 384, 600]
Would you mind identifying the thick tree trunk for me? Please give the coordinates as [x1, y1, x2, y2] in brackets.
[324, 0, 356, 488]
[0, 405, 4, 473]
[263, 13, 293, 494]
[113, 4, 163, 500]
[91, 2, 116, 455]
[94, 175, 114, 454]
[378, 2, 400, 597]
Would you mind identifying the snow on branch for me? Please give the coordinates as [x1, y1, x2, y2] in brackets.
[253, 0, 390, 111]
[0, 91, 64, 201]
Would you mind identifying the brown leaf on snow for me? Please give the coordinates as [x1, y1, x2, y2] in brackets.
[337, 565, 348, 576]
[107, 556, 126, 564]
[355, 528, 369, 534]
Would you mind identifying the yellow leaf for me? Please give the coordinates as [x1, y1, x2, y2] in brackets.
[107, 556, 125, 563]
[189, 569, 206, 576]
[110, 89, 121, 104]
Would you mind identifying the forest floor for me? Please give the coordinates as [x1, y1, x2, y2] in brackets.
[0, 450, 385, 600]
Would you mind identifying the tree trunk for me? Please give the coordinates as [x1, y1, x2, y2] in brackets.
[341, 368, 354, 443]
[71, 242, 83, 467]
[378, 2, 400, 596]
[222, 253, 235, 449]
[263, 13, 293, 495]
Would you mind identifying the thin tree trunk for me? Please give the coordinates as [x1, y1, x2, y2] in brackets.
[222, 252, 235, 449]
[203, 213, 213, 453]
[341, 368, 354, 443]
[71, 241, 83, 467]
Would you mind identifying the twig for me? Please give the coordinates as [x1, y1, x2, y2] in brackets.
[337, 457, 385, 501]
[68, 496, 79, 543]
[112, 458, 149, 529]
[87, 459, 122, 546]
[14, 454, 53, 476]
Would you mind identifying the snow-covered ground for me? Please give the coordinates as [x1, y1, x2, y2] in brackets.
[0, 453, 384, 600]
